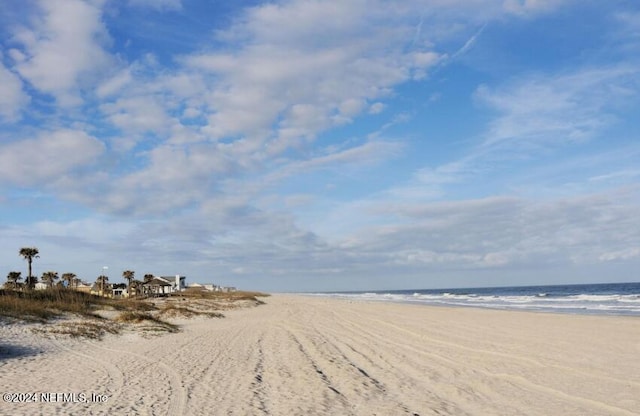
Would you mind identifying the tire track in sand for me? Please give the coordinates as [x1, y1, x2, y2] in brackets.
[249, 337, 269, 415]
[48, 338, 126, 415]
[329, 304, 640, 416]
[84, 340, 188, 415]
[287, 318, 447, 416]
[285, 330, 348, 401]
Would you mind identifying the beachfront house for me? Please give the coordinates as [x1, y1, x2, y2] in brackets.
[186, 282, 214, 291]
[164, 275, 186, 291]
[143, 275, 186, 297]
[185, 283, 237, 292]
[74, 281, 93, 293]
[90, 282, 112, 298]
[112, 283, 127, 298]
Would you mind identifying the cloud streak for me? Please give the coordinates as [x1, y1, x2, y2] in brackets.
[476, 66, 640, 147]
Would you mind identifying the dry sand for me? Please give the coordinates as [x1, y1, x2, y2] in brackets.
[1, 294, 640, 415]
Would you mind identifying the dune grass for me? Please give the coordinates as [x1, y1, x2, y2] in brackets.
[116, 311, 179, 333]
[33, 320, 122, 339]
[0, 288, 157, 323]
[0, 288, 105, 322]
[112, 298, 157, 312]
[177, 289, 270, 302]
[159, 304, 225, 319]
[1, 287, 266, 339]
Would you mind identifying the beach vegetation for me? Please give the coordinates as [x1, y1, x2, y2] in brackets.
[0, 288, 106, 322]
[123, 270, 135, 297]
[0, 287, 164, 322]
[112, 298, 157, 312]
[130, 279, 144, 297]
[5, 271, 23, 290]
[159, 303, 225, 319]
[2, 247, 267, 339]
[61, 272, 76, 288]
[96, 274, 109, 296]
[41, 271, 59, 288]
[180, 288, 270, 302]
[33, 320, 122, 339]
[116, 311, 179, 333]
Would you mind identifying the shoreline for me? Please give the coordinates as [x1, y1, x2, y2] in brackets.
[292, 281, 640, 317]
[295, 292, 640, 318]
[2, 294, 639, 415]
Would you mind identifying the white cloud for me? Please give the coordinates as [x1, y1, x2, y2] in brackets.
[0, 129, 105, 187]
[599, 247, 640, 262]
[502, 0, 571, 16]
[11, 0, 113, 106]
[95, 68, 133, 98]
[328, 190, 640, 273]
[369, 102, 386, 114]
[127, 0, 181, 11]
[27, 0, 576, 219]
[590, 169, 640, 184]
[101, 95, 173, 135]
[0, 58, 29, 121]
[255, 140, 404, 192]
[476, 66, 640, 147]
[185, 0, 445, 151]
[32, 217, 134, 245]
[7, 48, 27, 63]
[612, 10, 640, 54]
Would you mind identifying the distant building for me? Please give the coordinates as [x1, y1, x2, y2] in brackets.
[187, 282, 204, 289]
[185, 283, 237, 292]
[143, 275, 186, 296]
[112, 283, 127, 298]
[74, 281, 93, 293]
[160, 275, 186, 292]
[91, 283, 112, 298]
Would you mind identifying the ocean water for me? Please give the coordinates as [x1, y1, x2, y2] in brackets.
[308, 282, 640, 316]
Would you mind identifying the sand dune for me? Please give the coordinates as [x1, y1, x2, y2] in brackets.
[1, 295, 639, 415]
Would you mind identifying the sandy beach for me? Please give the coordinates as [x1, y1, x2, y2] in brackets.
[1, 295, 639, 415]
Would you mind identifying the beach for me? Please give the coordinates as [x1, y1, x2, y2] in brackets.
[1, 295, 639, 415]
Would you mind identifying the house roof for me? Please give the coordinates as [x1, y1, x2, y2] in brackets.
[143, 277, 173, 286]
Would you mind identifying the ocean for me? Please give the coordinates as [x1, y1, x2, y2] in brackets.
[307, 282, 640, 316]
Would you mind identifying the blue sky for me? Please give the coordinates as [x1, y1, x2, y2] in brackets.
[1, 0, 639, 292]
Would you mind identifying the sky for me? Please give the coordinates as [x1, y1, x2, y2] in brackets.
[0, 0, 639, 292]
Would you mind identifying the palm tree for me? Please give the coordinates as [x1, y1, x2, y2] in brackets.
[143, 274, 154, 296]
[19, 247, 39, 290]
[96, 275, 109, 297]
[41, 271, 59, 288]
[130, 279, 143, 298]
[122, 270, 135, 298]
[71, 277, 81, 289]
[5, 271, 22, 290]
[61, 273, 76, 288]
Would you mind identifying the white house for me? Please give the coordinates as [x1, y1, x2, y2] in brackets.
[143, 275, 186, 296]
[161, 275, 186, 291]
[185, 283, 237, 292]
